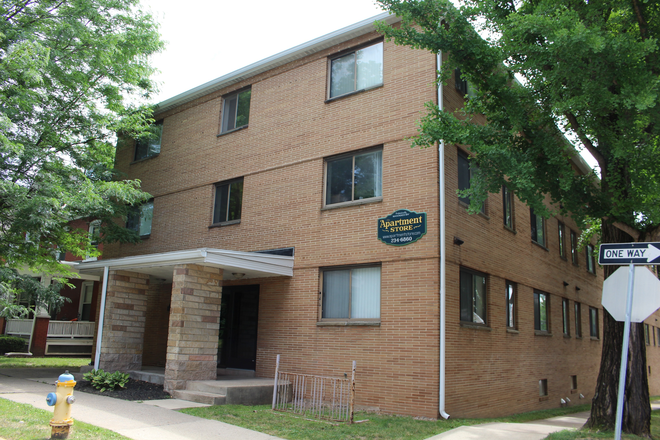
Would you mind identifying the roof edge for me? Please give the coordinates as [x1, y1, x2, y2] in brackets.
[154, 11, 398, 115]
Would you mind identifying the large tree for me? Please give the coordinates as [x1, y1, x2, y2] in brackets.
[0, 0, 163, 314]
[376, 0, 660, 436]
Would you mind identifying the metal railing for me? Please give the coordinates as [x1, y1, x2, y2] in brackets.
[47, 321, 95, 338]
[5, 319, 32, 336]
[272, 355, 356, 423]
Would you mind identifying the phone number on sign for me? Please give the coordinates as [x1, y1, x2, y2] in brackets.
[389, 236, 414, 244]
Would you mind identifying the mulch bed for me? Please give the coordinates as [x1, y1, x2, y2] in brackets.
[74, 378, 171, 401]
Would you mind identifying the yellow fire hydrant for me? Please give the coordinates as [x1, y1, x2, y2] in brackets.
[46, 370, 76, 439]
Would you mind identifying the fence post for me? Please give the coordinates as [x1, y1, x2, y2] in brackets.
[349, 360, 356, 424]
[272, 354, 280, 410]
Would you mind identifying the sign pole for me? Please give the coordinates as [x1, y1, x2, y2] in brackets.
[614, 263, 636, 440]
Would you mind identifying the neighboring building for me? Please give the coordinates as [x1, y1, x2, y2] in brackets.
[2, 218, 101, 356]
[75, 13, 660, 418]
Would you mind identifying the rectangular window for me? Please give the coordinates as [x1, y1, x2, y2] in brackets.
[534, 290, 549, 332]
[506, 281, 516, 329]
[539, 379, 548, 397]
[455, 68, 477, 99]
[85, 220, 101, 261]
[530, 209, 546, 247]
[325, 148, 382, 206]
[562, 298, 570, 336]
[458, 150, 484, 212]
[329, 41, 383, 99]
[321, 266, 381, 320]
[213, 179, 244, 224]
[126, 200, 153, 237]
[460, 268, 487, 325]
[570, 230, 579, 265]
[558, 222, 566, 259]
[589, 307, 599, 338]
[503, 185, 513, 229]
[645, 324, 650, 345]
[134, 121, 163, 161]
[571, 375, 578, 390]
[586, 244, 596, 273]
[79, 282, 94, 321]
[221, 88, 251, 133]
[575, 302, 582, 338]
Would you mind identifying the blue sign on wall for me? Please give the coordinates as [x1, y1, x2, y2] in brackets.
[378, 209, 427, 246]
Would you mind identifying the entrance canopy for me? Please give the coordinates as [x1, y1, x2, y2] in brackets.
[76, 248, 294, 282]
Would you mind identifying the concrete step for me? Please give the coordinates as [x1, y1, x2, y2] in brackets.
[185, 378, 274, 405]
[128, 369, 164, 385]
[187, 381, 228, 395]
[171, 389, 227, 405]
[217, 368, 255, 378]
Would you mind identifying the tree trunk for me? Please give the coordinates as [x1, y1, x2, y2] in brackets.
[586, 222, 651, 437]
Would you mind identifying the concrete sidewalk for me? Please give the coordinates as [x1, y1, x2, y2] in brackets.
[3, 368, 656, 440]
[428, 402, 660, 440]
[0, 368, 283, 440]
[426, 412, 589, 440]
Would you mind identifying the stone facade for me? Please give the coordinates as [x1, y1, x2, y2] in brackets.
[98, 270, 148, 371]
[164, 264, 223, 392]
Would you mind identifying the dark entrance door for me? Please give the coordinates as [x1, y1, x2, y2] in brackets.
[217, 285, 260, 370]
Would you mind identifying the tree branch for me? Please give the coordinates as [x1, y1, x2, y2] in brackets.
[631, 0, 649, 41]
[565, 111, 606, 169]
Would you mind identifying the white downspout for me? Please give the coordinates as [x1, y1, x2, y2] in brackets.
[93, 266, 109, 370]
[437, 51, 450, 420]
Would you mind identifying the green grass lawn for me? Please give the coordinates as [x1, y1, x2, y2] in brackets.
[0, 356, 90, 369]
[0, 398, 130, 440]
[180, 403, 593, 440]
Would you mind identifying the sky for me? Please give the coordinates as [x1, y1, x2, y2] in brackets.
[136, 0, 598, 171]
[138, 0, 386, 104]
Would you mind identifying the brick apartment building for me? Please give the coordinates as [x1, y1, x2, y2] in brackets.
[76, 12, 660, 418]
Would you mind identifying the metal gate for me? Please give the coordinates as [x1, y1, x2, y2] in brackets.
[271, 355, 356, 423]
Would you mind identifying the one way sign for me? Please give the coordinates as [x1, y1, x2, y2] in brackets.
[599, 242, 660, 265]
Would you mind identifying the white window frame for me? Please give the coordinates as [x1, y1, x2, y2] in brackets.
[320, 265, 381, 322]
[323, 147, 383, 208]
[134, 121, 163, 161]
[78, 281, 94, 321]
[530, 208, 546, 247]
[126, 200, 153, 237]
[327, 41, 384, 99]
[221, 88, 251, 133]
[84, 220, 101, 261]
[460, 267, 488, 325]
[212, 178, 244, 225]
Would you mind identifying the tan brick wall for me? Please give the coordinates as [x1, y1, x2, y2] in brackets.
[101, 31, 660, 418]
[646, 317, 660, 392]
[164, 264, 223, 391]
[98, 270, 148, 372]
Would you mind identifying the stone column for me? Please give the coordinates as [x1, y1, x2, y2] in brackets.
[164, 264, 222, 392]
[98, 270, 148, 372]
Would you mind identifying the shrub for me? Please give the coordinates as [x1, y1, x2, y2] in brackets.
[82, 369, 130, 392]
[0, 336, 26, 354]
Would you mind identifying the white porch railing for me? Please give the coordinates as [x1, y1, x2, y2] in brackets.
[5, 319, 32, 336]
[48, 321, 95, 338]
